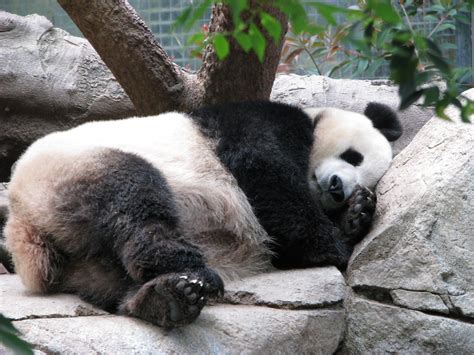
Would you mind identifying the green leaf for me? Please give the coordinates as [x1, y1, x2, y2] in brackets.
[213, 34, 230, 60]
[0, 315, 33, 355]
[367, 0, 400, 24]
[275, 0, 308, 34]
[174, 0, 211, 31]
[327, 60, 350, 77]
[425, 39, 452, 75]
[423, 86, 440, 106]
[249, 23, 266, 62]
[440, 42, 457, 51]
[454, 13, 471, 25]
[435, 99, 451, 120]
[187, 33, 206, 45]
[460, 100, 474, 123]
[431, 4, 446, 13]
[227, 0, 247, 25]
[260, 12, 282, 43]
[434, 23, 456, 33]
[233, 31, 252, 52]
[400, 89, 424, 110]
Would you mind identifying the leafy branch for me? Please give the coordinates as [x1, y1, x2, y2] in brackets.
[176, 0, 473, 122]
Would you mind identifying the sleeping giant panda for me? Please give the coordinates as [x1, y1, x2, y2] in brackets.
[4, 101, 401, 328]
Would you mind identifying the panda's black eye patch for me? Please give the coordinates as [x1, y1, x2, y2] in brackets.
[340, 148, 363, 166]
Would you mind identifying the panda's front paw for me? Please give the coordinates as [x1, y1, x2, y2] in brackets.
[343, 185, 376, 244]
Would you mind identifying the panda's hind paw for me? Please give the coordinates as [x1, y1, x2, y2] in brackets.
[343, 185, 376, 244]
[119, 268, 224, 329]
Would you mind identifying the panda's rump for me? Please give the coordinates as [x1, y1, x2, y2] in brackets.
[6, 114, 272, 289]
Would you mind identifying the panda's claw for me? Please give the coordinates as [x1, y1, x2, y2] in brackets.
[342, 185, 377, 244]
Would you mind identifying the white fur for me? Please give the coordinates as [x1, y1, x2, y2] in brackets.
[304, 107, 393, 209]
[10, 113, 271, 281]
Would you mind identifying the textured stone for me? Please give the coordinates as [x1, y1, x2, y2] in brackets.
[451, 293, 474, 318]
[224, 267, 346, 309]
[0, 11, 135, 180]
[348, 89, 474, 304]
[13, 306, 344, 354]
[0, 275, 107, 320]
[390, 289, 449, 314]
[271, 74, 434, 156]
[343, 295, 474, 354]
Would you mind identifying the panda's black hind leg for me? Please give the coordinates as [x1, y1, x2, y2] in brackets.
[119, 269, 223, 328]
[54, 149, 224, 326]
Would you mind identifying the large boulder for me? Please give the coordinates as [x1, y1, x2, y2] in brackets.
[343, 89, 474, 353]
[0, 11, 135, 180]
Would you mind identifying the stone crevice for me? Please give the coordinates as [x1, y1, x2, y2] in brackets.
[221, 290, 344, 310]
[352, 285, 474, 325]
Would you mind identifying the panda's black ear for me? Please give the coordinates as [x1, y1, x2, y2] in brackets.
[364, 102, 403, 142]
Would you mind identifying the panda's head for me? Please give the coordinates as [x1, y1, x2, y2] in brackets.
[305, 103, 402, 211]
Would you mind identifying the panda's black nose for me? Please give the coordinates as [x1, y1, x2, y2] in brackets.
[329, 175, 345, 202]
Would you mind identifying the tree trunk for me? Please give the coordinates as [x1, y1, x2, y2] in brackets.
[199, 2, 287, 106]
[57, 0, 288, 116]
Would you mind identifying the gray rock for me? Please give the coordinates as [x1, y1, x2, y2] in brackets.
[390, 289, 449, 314]
[451, 292, 474, 318]
[0, 275, 107, 320]
[0, 11, 135, 180]
[13, 307, 344, 354]
[343, 295, 474, 354]
[271, 74, 434, 156]
[3, 274, 345, 353]
[348, 89, 474, 305]
[224, 267, 346, 309]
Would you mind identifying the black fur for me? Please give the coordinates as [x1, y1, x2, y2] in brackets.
[192, 101, 353, 269]
[54, 150, 222, 313]
[340, 148, 364, 167]
[364, 102, 403, 141]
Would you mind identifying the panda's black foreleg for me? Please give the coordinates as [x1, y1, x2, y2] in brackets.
[226, 154, 353, 270]
[338, 185, 377, 245]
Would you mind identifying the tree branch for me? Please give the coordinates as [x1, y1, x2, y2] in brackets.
[199, 1, 288, 105]
[58, 0, 190, 116]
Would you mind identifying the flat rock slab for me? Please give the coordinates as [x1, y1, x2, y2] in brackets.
[2, 273, 346, 354]
[13, 307, 344, 354]
[343, 296, 474, 354]
[0, 275, 107, 320]
[224, 266, 346, 309]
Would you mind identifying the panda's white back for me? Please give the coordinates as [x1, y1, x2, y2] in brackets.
[10, 113, 271, 282]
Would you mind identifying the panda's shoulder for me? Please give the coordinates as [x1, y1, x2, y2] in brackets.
[191, 101, 313, 140]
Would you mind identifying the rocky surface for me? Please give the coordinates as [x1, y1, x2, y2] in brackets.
[271, 74, 434, 156]
[343, 89, 474, 353]
[344, 294, 474, 354]
[0, 11, 135, 180]
[224, 267, 346, 309]
[1, 269, 346, 354]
